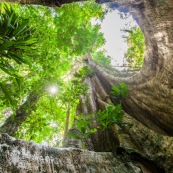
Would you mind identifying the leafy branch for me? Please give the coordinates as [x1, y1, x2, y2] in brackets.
[97, 104, 123, 130]
[69, 113, 97, 149]
[111, 82, 128, 102]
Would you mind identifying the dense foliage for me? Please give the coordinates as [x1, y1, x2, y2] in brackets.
[97, 104, 123, 130]
[92, 50, 111, 66]
[0, 3, 37, 76]
[0, 2, 108, 145]
[125, 27, 145, 67]
[112, 82, 128, 102]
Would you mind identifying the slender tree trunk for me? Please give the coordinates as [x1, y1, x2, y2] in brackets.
[64, 103, 71, 137]
[0, 91, 40, 136]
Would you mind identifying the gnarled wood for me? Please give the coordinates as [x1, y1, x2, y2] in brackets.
[89, 0, 173, 135]
[117, 113, 173, 173]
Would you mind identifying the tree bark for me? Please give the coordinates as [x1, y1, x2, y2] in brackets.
[64, 71, 173, 172]
[0, 133, 166, 173]
[0, 91, 40, 136]
[117, 113, 173, 173]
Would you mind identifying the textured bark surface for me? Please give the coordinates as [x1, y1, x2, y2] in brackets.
[0, 134, 145, 173]
[117, 113, 173, 173]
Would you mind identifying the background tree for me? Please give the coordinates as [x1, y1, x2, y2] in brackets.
[92, 50, 111, 67]
[0, 4, 71, 136]
[124, 27, 145, 68]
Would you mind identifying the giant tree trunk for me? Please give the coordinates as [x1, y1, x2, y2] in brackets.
[89, 0, 173, 136]
[62, 1, 173, 172]
[63, 69, 173, 172]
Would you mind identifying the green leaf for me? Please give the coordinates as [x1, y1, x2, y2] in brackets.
[68, 133, 82, 140]
[0, 82, 15, 106]
[97, 104, 124, 129]
[111, 82, 128, 98]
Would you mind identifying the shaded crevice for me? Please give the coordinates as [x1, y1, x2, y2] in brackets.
[116, 147, 165, 173]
